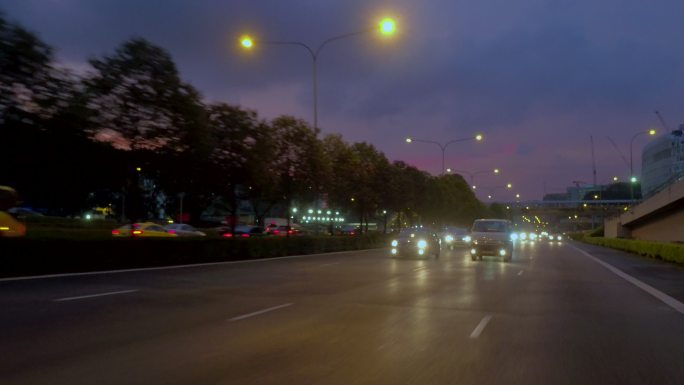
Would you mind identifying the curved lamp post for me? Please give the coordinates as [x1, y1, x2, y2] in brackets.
[405, 134, 483, 175]
[240, 18, 396, 131]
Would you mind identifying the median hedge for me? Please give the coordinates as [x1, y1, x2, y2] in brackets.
[0, 234, 389, 278]
[578, 236, 684, 264]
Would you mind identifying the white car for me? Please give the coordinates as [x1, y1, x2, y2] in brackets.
[165, 223, 206, 237]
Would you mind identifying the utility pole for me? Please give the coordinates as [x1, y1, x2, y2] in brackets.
[590, 135, 597, 186]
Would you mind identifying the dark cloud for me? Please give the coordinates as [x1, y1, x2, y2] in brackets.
[2, 0, 683, 200]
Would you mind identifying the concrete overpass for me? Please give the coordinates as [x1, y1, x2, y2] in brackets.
[605, 179, 684, 242]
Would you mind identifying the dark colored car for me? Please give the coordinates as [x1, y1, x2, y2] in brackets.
[440, 226, 470, 250]
[272, 225, 303, 236]
[339, 224, 361, 236]
[220, 225, 265, 238]
[390, 228, 441, 258]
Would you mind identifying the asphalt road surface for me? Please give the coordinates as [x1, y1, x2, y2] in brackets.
[2, 240, 684, 385]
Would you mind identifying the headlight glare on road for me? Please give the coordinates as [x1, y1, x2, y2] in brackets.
[391, 240, 398, 247]
[417, 240, 427, 249]
[445, 235, 454, 243]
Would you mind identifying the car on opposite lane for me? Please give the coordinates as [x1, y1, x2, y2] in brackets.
[112, 222, 178, 238]
[165, 223, 206, 237]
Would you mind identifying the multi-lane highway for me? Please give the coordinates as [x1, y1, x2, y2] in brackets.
[2, 240, 684, 384]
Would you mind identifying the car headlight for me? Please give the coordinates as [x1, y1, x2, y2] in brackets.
[520, 232, 527, 240]
[557, 235, 562, 241]
[510, 233, 519, 241]
[445, 235, 454, 243]
[417, 240, 427, 249]
[529, 233, 537, 240]
[549, 235, 555, 241]
[463, 235, 472, 243]
[391, 240, 398, 247]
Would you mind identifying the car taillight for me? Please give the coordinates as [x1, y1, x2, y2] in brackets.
[288, 230, 294, 234]
[241, 234, 250, 238]
[168, 230, 176, 234]
[350, 231, 355, 235]
[273, 230, 280, 235]
[223, 233, 233, 237]
[112, 229, 120, 235]
[132, 230, 143, 236]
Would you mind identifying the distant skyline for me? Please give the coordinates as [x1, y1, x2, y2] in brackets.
[2, 0, 683, 200]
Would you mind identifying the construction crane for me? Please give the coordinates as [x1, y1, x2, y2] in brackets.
[572, 180, 591, 187]
[655, 110, 670, 131]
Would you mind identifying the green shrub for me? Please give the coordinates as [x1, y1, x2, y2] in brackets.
[579, 236, 684, 264]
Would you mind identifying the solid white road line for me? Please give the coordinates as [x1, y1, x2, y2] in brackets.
[0, 249, 380, 283]
[569, 243, 684, 315]
[319, 262, 341, 267]
[229, 303, 294, 322]
[54, 289, 138, 302]
[469, 315, 493, 339]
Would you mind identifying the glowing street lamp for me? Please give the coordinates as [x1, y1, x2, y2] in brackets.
[379, 18, 397, 36]
[405, 135, 484, 175]
[239, 16, 397, 131]
[449, 168, 500, 189]
[240, 35, 254, 49]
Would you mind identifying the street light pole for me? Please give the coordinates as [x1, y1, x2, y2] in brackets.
[241, 18, 396, 131]
[628, 129, 656, 202]
[449, 168, 499, 189]
[406, 135, 483, 175]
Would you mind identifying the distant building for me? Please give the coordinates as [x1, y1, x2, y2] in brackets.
[542, 193, 568, 201]
[641, 126, 684, 197]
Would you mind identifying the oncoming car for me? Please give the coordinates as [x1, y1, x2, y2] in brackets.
[440, 226, 470, 250]
[112, 222, 177, 238]
[390, 228, 441, 258]
[469, 219, 514, 262]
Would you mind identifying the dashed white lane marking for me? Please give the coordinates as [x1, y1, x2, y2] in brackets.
[54, 289, 138, 302]
[517, 270, 524, 276]
[469, 315, 493, 339]
[229, 303, 294, 321]
[569, 243, 684, 315]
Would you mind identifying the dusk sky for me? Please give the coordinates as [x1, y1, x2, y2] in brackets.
[2, 0, 683, 201]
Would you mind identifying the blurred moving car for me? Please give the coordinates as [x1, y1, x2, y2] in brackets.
[0, 211, 26, 237]
[547, 233, 563, 242]
[440, 226, 470, 250]
[165, 223, 206, 237]
[0, 186, 26, 237]
[220, 225, 265, 238]
[7, 207, 44, 218]
[272, 225, 303, 236]
[390, 228, 441, 258]
[112, 222, 177, 238]
[339, 224, 361, 236]
[469, 219, 514, 262]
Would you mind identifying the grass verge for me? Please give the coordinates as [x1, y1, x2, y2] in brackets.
[577, 236, 684, 265]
